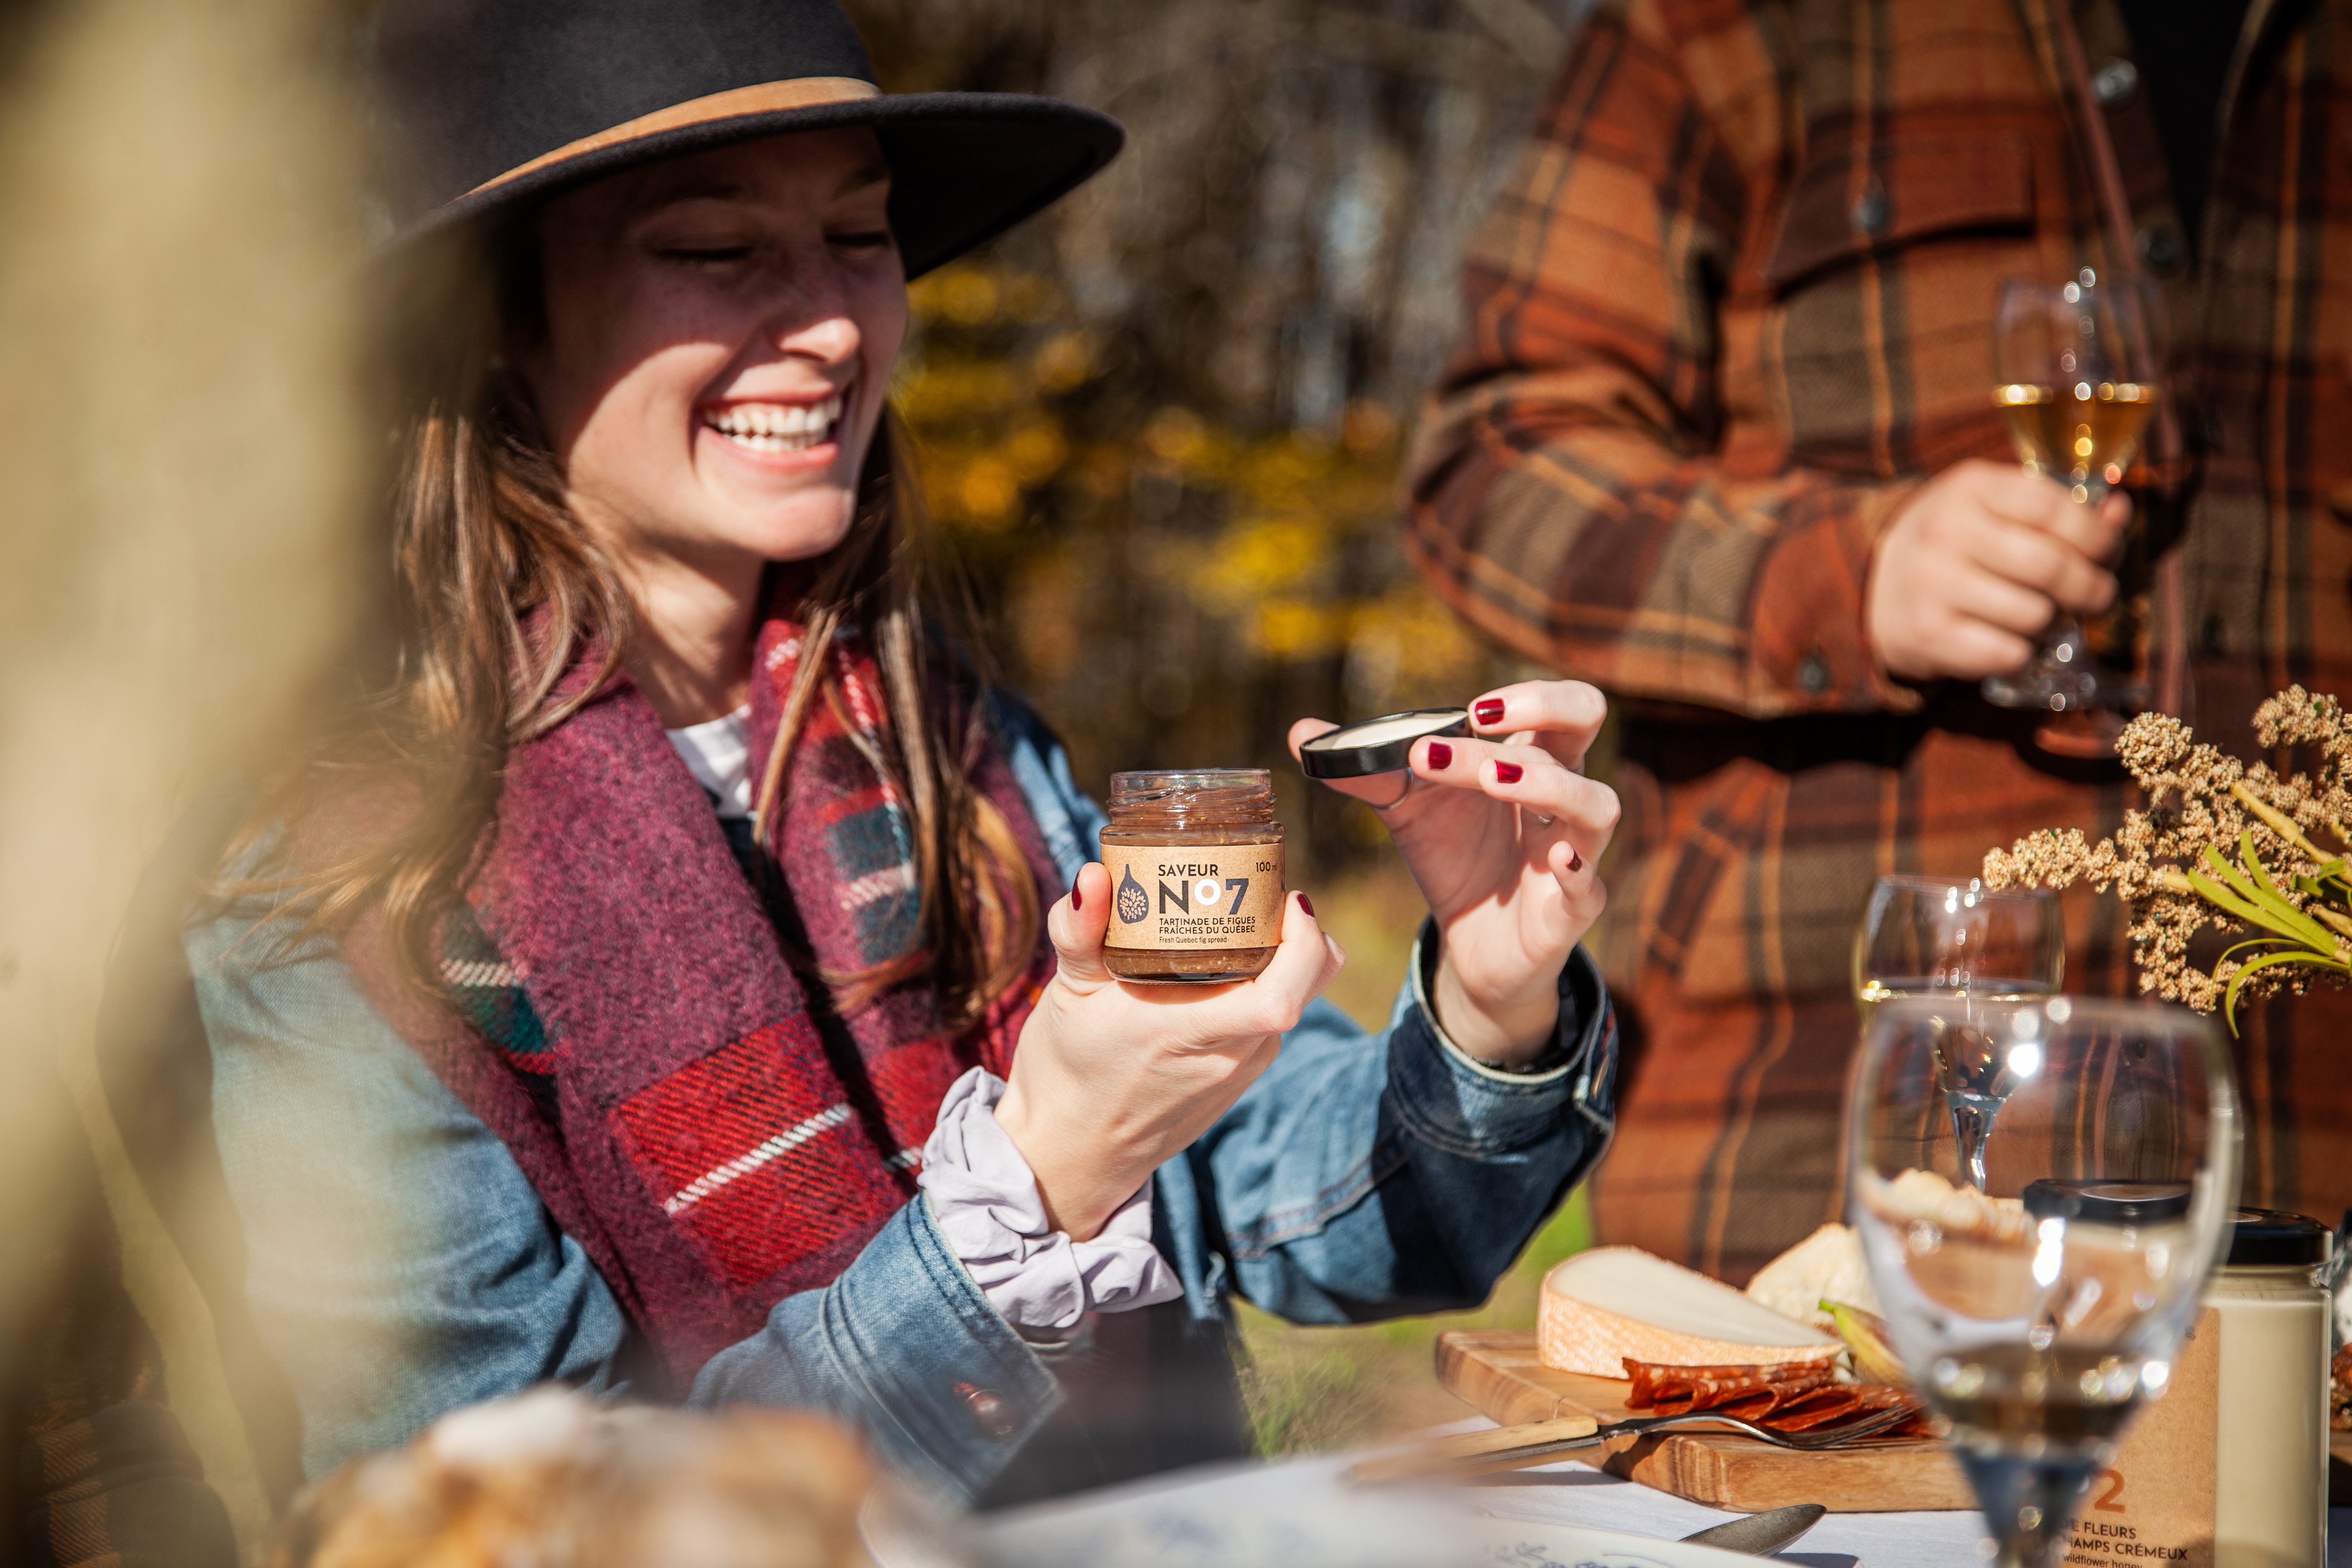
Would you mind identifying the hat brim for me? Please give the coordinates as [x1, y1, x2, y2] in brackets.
[396, 92, 1123, 280]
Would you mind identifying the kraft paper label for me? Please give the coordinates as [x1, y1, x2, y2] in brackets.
[1101, 843, 1286, 950]
[2063, 1308, 2218, 1568]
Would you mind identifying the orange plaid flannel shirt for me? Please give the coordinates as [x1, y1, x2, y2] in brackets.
[1410, 0, 2352, 1279]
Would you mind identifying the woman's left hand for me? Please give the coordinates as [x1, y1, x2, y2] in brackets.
[1288, 680, 1617, 1067]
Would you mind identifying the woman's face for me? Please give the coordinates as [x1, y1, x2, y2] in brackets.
[521, 128, 907, 584]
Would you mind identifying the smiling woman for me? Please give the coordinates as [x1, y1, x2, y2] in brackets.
[526, 134, 907, 701]
[169, 0, 1622, 1514]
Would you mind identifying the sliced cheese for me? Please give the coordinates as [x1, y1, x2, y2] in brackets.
[1536, 1246, 1838, 1378]
[1744, 1223, 1879, 1330]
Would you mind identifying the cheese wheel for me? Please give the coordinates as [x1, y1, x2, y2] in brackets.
[1536, 1246, 1839, 1378]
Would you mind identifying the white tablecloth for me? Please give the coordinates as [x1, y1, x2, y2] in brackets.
[978, 1426, 2352, 1568]
[1461, 1436, 2352, 1568]
[1469, 1453, 1988, 1567]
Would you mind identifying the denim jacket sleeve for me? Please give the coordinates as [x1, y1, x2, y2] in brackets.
[188, 903, 1062, 1496]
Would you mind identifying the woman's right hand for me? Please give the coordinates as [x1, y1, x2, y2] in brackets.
[991, 872, 1344, 1241]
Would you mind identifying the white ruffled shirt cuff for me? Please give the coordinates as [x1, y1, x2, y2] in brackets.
[917, 1067, 1182, 1333]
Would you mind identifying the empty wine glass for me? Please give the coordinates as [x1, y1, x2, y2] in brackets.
[1854, 876, 2066, 1188]
[1850, 995, 2238, 1568]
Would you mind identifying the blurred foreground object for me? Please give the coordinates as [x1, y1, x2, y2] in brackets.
[10, 1069, 237, 1568]
[267, 1392, 879, 1568]
[0, 0, 370, 1550]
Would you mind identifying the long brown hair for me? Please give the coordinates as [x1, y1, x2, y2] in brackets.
[231, 226, 1041, 1028]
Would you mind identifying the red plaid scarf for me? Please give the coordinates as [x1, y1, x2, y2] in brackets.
[347, 615, 1060, 1381]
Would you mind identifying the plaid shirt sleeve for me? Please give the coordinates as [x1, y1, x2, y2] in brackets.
[1406, 0, 1923, 719]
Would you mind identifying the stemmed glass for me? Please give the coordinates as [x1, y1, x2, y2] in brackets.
[1983, 269, 2164, 714]
[1850, 996, 2238, 1568]
[1854, 876, 2067, 1189]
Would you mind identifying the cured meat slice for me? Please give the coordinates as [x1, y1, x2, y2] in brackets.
[1765, 1387, 1865, 1430]
[1620, 1357, 1931, 1436]
[1621, 1358, 1836, 1417]
[1621, 1359, 1829, 1409]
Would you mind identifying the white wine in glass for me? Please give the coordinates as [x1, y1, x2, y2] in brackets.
[1994, 380, 2158, 500]
[1982, 269, 2164, 714]
[1850, 996, 2238, 1568]
[1853, 876, 2066, 1189]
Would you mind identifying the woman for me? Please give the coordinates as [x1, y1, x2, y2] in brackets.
[189, 0, 1621, 1504]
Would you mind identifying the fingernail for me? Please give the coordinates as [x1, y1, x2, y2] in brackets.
[1568, 847, 1585, 873]
[1296, 891, 1316, 918]
[1474, 698, 1506, 725]
[1426, 741, 1453, 770]
[1494, 761, 1524, 784]
[1071, 875, 1084, 912]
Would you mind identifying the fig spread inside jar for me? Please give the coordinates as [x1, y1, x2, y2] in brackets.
[1099, 769, 1285, 982]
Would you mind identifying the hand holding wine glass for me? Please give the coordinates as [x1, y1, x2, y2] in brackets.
[1980, 268, 2163, 714]
[1866, 461, 2129, 685]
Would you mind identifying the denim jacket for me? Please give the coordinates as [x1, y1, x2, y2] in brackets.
[185, 703, 1617, 1502]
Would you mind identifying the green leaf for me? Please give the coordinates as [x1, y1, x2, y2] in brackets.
[2243, 830, 2288, 899]
[2238, 836, 2338, 948]
[2223, 948, 2351, 1033]
[2219, 936, 2299, 967]
[2185, 864, 2317, 947]
[2205, 841, 2339, 952]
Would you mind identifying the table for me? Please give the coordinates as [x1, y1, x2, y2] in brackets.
[978, 1429, 2352, 1568]
[1458, 1418, 2352, 1568]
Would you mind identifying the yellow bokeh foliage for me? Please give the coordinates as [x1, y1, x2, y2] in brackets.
[901, 258, 1501, 816]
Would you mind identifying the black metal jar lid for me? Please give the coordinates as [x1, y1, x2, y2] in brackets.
[1297, 709, 1470, 779]
[2225, 1207, 2331, 1267]
[2022, 1178, 2194, 1225]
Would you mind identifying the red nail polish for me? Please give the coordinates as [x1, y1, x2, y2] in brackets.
[1568, 847, 1585, 873]
[1427, 741, 1453, 770]
[1474, 699, 1506, 725]
[1297, 891, 1316, 918]
[1071, 875, 1084, 912]
[1494, 761, 1524, 784]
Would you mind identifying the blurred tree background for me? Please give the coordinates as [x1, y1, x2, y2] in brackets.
[855, 0, 1591, 877]
[849, 0, 1601, 1450]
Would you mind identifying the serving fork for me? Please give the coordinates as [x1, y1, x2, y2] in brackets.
[1344, 1402, 1921, 1486]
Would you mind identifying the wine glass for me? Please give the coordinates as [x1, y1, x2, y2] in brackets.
[1854, 876, 2067, 1189]
[1850, 995, 2239, 1568]
[1983, 268, 2164, 713]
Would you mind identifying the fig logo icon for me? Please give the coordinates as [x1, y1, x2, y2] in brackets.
[1116, 864, 1150, 924]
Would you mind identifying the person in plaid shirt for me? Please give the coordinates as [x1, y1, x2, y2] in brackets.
[1409, 0, 2352, 1282]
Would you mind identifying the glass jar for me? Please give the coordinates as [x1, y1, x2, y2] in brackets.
[1099, 769, 1285, 983]
[2210, 1210, 2331, 1568]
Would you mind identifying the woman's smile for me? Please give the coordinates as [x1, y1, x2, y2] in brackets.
[700, 391, 847, 457]
[698, 387, 851, 476]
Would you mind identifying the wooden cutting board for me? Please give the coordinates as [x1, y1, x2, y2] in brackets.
[1435, 1329, 1975, 1513]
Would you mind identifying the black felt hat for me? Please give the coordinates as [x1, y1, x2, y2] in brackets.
[368, 0, 1124, 278]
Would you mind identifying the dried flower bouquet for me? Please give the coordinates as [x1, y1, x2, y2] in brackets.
[1982, 686, 2352, 1027]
